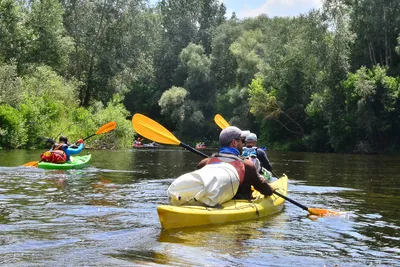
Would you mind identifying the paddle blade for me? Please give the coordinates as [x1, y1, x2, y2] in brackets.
[214, 114, 230, 130]
[96, 121, 117, 134]
[308, 208, 341, 216]
[24, 161, 39, 167]
[132, 114, 180, 145]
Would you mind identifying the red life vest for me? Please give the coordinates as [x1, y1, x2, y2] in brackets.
[40, 144, 67, 163]
[207, 155, 245, 184]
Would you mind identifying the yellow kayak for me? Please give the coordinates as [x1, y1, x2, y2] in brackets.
[157, 175, 288, 229]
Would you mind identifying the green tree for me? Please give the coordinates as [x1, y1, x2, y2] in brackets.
[210, 19, 242, 94]
[341, 66, 400, 152]
[20, 66, 79, 148]
[24, 0, 73, 72]
[155, 0, 226, 91]
[0, 105, 28, 148]
[0, 0, 28, 65]
[0, 61, 22, 107]
[325, 0, 400, 70]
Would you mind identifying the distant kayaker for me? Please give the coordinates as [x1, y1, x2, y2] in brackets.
[197, 126, 275, 200]
[41, 136, 84, 163]
[242, 133, 273, 173]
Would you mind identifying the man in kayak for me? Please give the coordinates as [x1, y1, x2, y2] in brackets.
[41, 136, 84, 163]
[197, 126, 275, 199]
[242, 133, 273, 176]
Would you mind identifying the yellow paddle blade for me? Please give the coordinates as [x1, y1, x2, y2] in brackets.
[96, 121, 117, 134]
[308, 208, 342, 216]
[23, 161, 39, 167]
[132, 113, 180, 145]
[214, 114, 230, 129]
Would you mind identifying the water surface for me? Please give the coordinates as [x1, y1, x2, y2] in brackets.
[0, 148, 399, 266]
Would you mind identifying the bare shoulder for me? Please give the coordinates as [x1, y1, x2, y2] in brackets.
[197, 158, 209, 169]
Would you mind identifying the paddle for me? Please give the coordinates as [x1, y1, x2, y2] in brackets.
[131, 114, 209, 158]
[213, 113, 340, 216]
[23, 121, 117, 167]
[214, 114, 230, 130]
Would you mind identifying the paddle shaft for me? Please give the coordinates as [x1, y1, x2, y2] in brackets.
[83, 133, 96, 141]
[272, 190, 309, 211]
[180, 142, 209, 158]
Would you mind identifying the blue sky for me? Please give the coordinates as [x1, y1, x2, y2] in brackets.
[149, 0, 323, 19]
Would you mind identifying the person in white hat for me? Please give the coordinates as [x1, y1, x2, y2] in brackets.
[242, 133, 273, 173]
[197, 126, 275, 199]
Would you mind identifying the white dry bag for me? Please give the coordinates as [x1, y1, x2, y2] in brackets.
[167, 163, 240, 207]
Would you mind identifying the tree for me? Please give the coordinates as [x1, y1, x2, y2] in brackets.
[0, 61, 22, 107]
[0, 0, 28, 65]
[325, 0, 400, 70]
[24, 0, 73, 72]
[155, 0, 226, 91]
[210, 19, 242, 94]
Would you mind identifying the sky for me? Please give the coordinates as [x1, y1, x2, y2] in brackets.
[223, 0, 323, 19]
[149, 0, 324, 19]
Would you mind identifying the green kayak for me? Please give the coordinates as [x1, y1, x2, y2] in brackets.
[38, 154, 91, 169]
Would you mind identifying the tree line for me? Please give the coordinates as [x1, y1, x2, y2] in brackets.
[1, 0, 399, 153]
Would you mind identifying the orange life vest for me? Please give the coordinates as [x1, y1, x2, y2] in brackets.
[40, 144, 67, 163]
[207, 154, 245, 184]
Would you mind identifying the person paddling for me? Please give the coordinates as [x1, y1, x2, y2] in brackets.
[41, 136, 84, 163]
[197, 126, 275, 200]
[242, 133, 273, 179]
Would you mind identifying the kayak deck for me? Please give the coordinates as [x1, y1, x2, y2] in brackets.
[157, 175, 288, 229]
[38, 154, 91, 169]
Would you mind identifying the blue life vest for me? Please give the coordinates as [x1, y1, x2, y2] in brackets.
[242, 147, 261, 172]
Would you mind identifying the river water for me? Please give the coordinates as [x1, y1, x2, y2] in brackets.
[0, 148, 399, 266]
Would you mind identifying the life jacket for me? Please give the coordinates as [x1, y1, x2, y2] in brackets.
[242, 147, 261, 173]
[41, 143, 67, 163]
[207, 154, 245, 184]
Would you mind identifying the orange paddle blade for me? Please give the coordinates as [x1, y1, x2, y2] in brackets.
[132, 114, 180, 145]
[23, 161, 39, 167]
[214, 114, 230, 130]
[308, 208, 342, 216]
[96, 121, 116, 134]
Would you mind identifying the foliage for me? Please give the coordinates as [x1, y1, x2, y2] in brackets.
[90, 94, 134, 149]
[0, 105, 27, 148]
[1, 0, 400, 153]
[0, 61, 22, 107]
[0, 0, 28, 65]
[159, 86, 188, 122]
[210, 19, 242, 93]
[179, 43, 212, 101]
[155, 0, 226, 92]
[341, 66, 400, 152]
[24, 0, 73, 72]
[17, 66, 79, 148]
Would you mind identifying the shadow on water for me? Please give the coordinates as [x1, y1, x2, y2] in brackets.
[0, 149, 399, 266]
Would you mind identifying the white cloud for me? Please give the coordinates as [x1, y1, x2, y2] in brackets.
[239, 0, 323, 19]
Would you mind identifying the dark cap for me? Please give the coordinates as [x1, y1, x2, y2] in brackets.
[219, 126, 249, 146]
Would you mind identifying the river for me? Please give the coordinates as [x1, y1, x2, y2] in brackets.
[0, 148, 399, 266]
